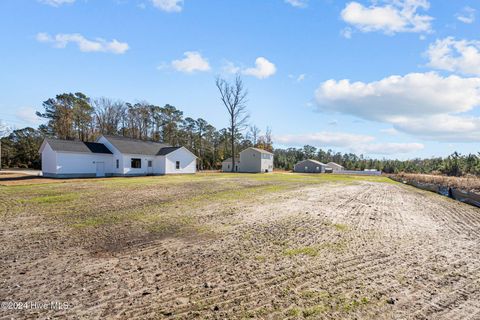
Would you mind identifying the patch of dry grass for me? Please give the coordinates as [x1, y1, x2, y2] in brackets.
[394, 173, 480, 193]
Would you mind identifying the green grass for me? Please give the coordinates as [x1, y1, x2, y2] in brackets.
[2, 172, 395, 232]
[332, 223, 349, 231]
[28, 193, 78, 204]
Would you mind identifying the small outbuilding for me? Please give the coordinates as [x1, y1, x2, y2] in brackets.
[294, 159, 327, 173]
[326, 162, 344, 172]
[221, 158, 240, 172]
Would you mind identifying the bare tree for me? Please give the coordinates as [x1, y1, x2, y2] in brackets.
[0, 120, 10, 138]
[93, 98, 125, 136]
[248, 125, 261, 147]
[264, 126, 273, 152]
[215, 75, 249, 172]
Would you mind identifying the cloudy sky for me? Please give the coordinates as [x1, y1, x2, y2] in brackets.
[0, 0, 479, 159]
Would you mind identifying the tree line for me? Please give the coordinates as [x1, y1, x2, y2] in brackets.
[274, 146, 480, 177]
[1, 89, 273, 170]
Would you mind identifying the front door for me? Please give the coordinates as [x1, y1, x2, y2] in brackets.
[96, 162, 105, 177]
[147, 160, 153, 175]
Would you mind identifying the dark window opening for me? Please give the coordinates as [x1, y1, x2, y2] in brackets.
[131, 158, 141, 169]
[148, 160, 152, 167]
[116, 159, 119, 169]
[176, 161, 180, 169]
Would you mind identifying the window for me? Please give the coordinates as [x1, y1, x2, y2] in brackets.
[116, 159, 119, 169]
[131, 158, 141, 169]
[227, 164, 230, 169]
[148, 160, 152, 167]
[176, 161, 180, 169]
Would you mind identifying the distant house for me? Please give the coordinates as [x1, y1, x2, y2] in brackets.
[221, 158, 240, 172]
[326, 162, 344, 172]
[222, 147, 274, 173]
[294, 159, 327, 173]
[39, 135, 197, 178]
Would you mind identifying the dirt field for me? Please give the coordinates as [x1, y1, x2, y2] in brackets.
[1, 173, 480, 319]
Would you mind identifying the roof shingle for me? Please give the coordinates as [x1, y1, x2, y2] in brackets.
[45, 139, 112, 154]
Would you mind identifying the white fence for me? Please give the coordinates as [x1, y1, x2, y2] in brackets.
[334, 170, 382, 176]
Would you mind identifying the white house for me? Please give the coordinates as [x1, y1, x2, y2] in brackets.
[39, 135, 197, 178]
[222, 147, 274, 173]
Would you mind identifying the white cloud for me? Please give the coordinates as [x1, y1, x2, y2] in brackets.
[222, 61, 241, 74]
[289, 73, 306, 82]
[36, 33, 129, 54]
[352, 142, 424, 155]
[285, 0, 307, 8]
[275, 131, 422, 155]
[242, 57, 277, 79]
[380, 128, 399, 135]
[315, 72, 480, 142]
[151, 0, 183, 12]
[16, 107, 43, 126]
[223, 57, 276, 79]
[426, 37, 480, 76]
[39, 0, 75, 7]
[341, 0, 433, 35]
[275, 131, 375, 147]
[171, 51, 210, 73]
[456, 6, 476, 24]
[296, 74, 306, 82]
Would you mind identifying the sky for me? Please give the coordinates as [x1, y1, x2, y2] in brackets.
[0, 0, 479, 159]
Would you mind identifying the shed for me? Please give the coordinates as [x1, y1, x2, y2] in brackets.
[221, 158, 240, 172]
[294, 159, 327, 173]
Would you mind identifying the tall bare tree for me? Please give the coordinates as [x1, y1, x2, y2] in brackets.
[215, 75, 249, 172]
[93, 98, 125, 136]
[248, 125, 261, 147]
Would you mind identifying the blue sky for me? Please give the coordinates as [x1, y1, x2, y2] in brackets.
[0, 0, 479, 159]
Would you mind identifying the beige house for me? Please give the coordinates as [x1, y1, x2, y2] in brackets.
[326, 162, 344, 172]
[221, 147, 274, 173]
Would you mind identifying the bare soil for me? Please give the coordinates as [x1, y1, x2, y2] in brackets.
[1, 174, 479, 319]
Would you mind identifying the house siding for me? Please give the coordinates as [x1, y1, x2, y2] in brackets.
[165, 148, 196, 174]
[228, 148, 274, 173]
[55, 152, 113, 176]
[41, 143, 57, 175]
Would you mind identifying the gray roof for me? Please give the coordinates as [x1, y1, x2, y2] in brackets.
[157, 146, 182, 156]
[242, 147, 273, 155]
[103, 135, 172, 156]
[45, 138, 112, 154]
[327, 162, 344, 168]
[296, 159, 326, 166]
